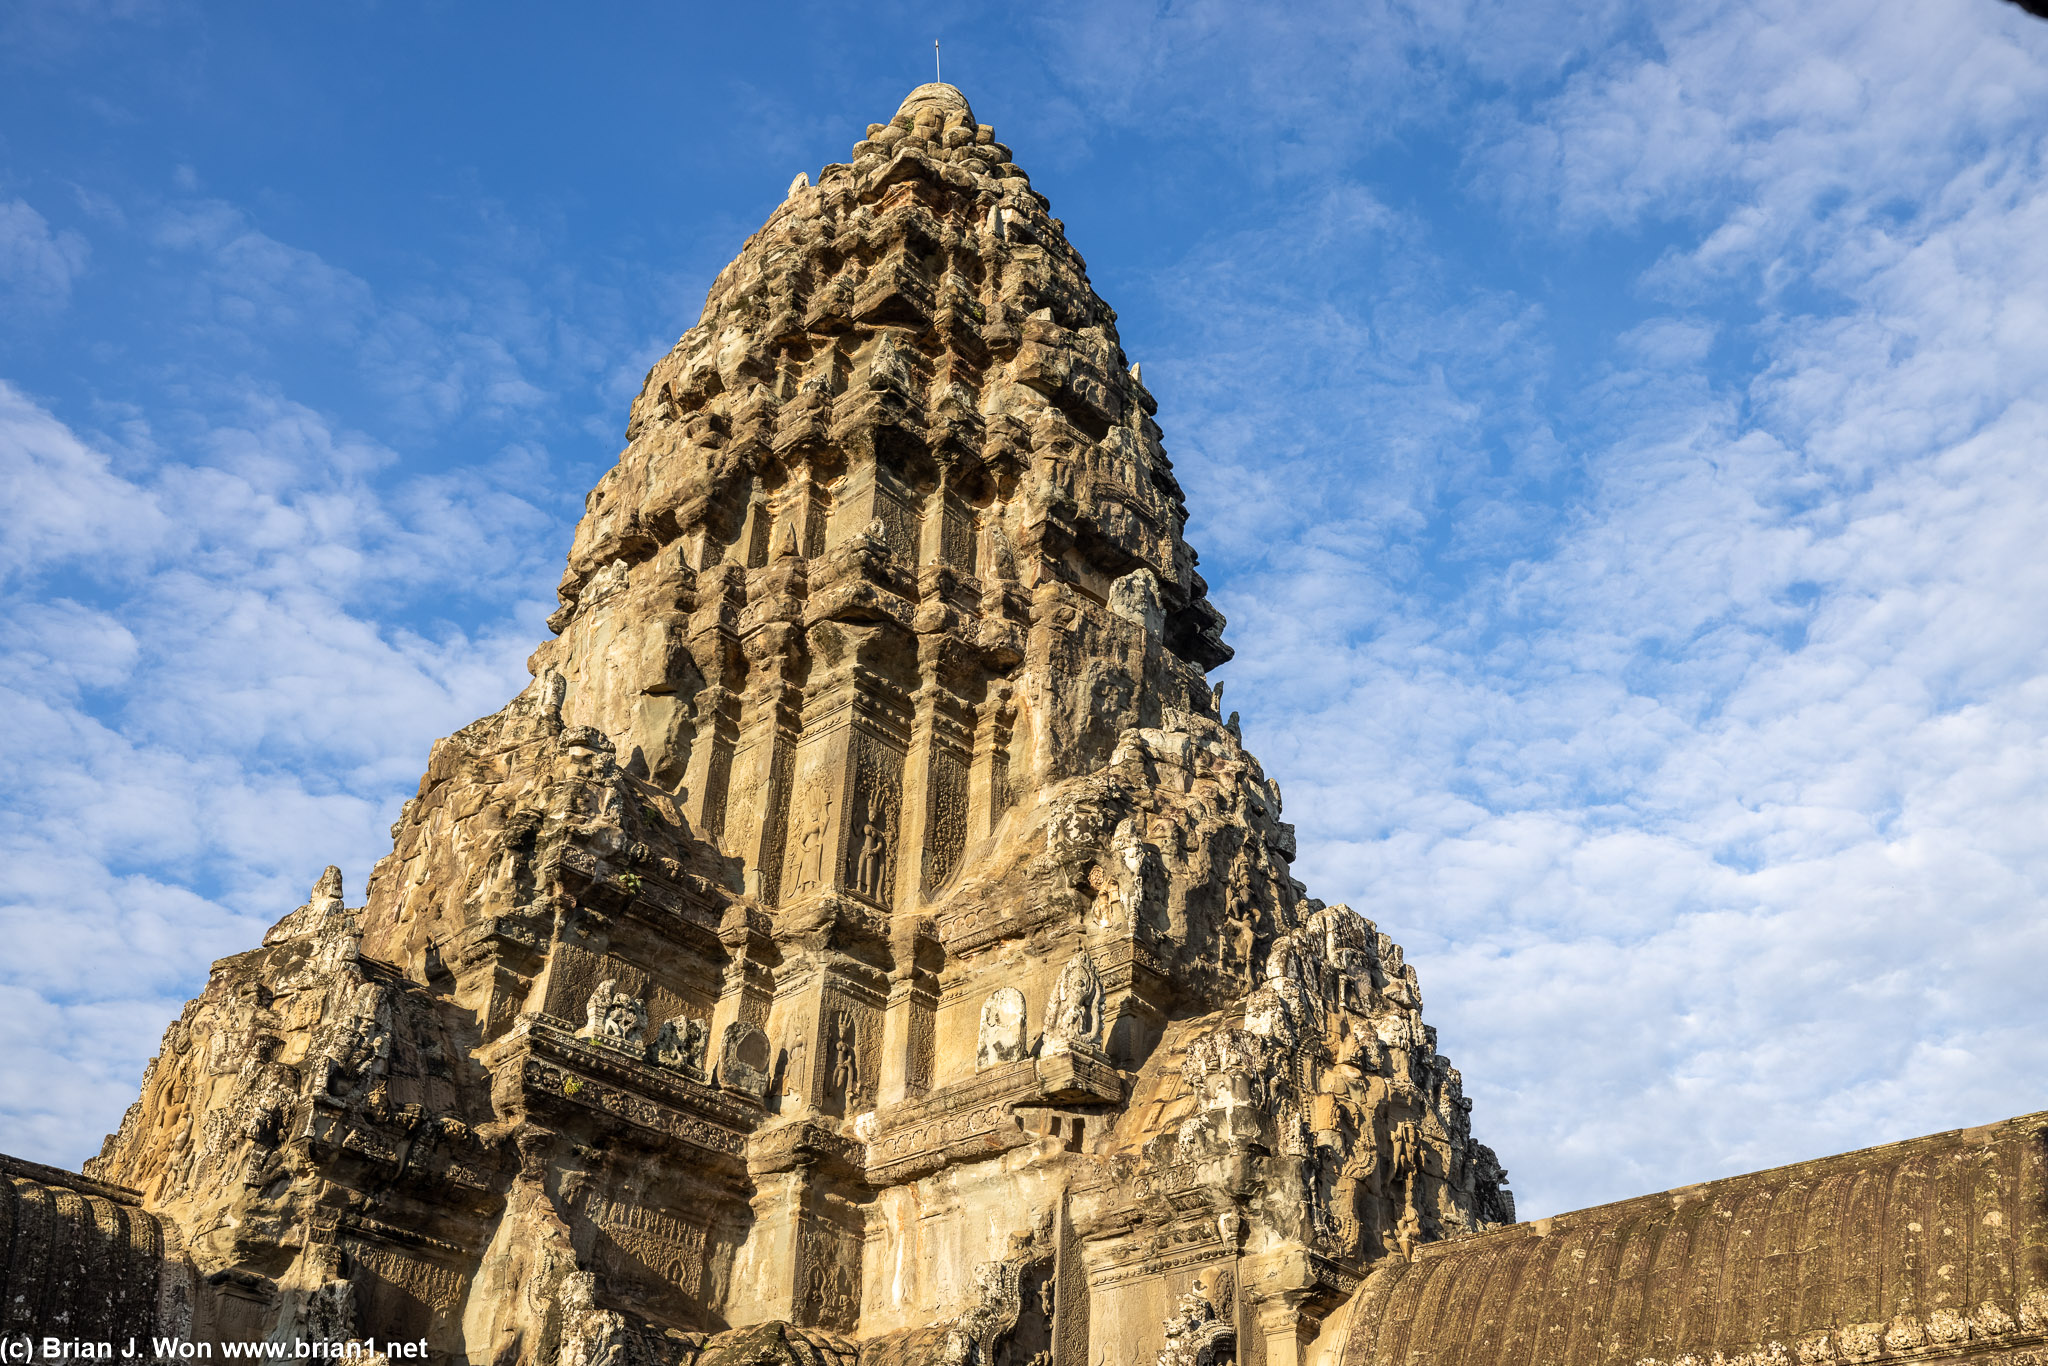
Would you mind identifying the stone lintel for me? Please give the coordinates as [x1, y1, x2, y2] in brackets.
[1034, 1045, 1123, 1104]
[514, 1016, 761, 1128]
[745, 1115, 867, 1182]
[770, 888, 891, 958]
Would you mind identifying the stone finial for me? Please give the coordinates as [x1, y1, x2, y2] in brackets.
[312, 865, 344, 905]
[895, 81, 973, 126]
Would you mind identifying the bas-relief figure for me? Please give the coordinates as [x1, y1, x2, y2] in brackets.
[11, 80, 2048, 1366]
[655, 1016, 711, 1078]
[1041, 953, 1105, 1056]
[854, 812, 889, 901]
[583, 978, 650, 1051]
[977, 987, 1028, 1069]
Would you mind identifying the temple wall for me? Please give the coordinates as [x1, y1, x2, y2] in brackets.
[1315, 1112, 2048, 1366]
[0, 1154, 195, 1353]
[858, 1151, 1070, 1336]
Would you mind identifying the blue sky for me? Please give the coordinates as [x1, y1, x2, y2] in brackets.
[4, 0, 2046, 1220]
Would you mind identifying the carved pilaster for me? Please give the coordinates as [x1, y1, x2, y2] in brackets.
[897, 629, 977, 906]
[1092, 935, 1173, 1071]
[730, 674, 801, 904]
[877, 922, 940, 1108]
[1240, 1248, 1320, 1366]
[765, 945, 886, 1122]
[792, 466, 832, 558]
[710, 905, 777, 1057]
[784, 623, 911, 912]
[726, 560, 808, 899]
[828, 456, 918, 561]
[1049, 1196, 1090, 1366]
[740, 495, 772, 569]
[681, 565, 745, 841]
[732, 1119, 867, 1331]
[969, 681, 1017, 843]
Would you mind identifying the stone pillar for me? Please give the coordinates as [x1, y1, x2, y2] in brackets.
[917, 469, 975, 576]
[877, 921, 939, 1108]
[739, 495, 772, 568]
[710, 905, 776, 1052]
[732, 1123, 867, 1332]
[680, 567, 744, 843]
[731, 1168, 807, 1325]
[828, 458, 916, 561]
[896, 626, 976, 905]
[1241, 1248, 1319, 1366]
[819, 965, 886, 1121]
[781, 681, 861, 908]
[968, 681, 1015, 842]
[1095, 936, 1172, 1072]
[782, 627, 910, 912]
[724, 559, 807, 900]
[766, 959, 826, 1118]
[792, 466, 831, 557]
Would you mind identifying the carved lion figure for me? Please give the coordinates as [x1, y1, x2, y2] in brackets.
[582, 979, 648, 1051]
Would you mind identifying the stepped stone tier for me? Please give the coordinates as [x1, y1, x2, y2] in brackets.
[3, 81, 2042, 1366]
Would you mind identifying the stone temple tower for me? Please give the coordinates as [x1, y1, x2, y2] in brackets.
[13, 78, 2048, 1366]
[65, 81, 1515, 1364]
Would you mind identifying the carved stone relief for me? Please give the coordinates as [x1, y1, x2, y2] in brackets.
[1155, 1281, 1235, 1366]
[855, 810, 891, 901]
[718, 1021, 772, 1101]
[788, 784, 834, 899]
[1042, 954, 1105, 1056]
[652, 1016, 710, 1078]
[795, 1222, 861, 1332]
[924, 747, 970, 896]
[828, 1011, 865, 1110]
[582, 980, 648, 1052]
[846, 737, 903, 906]
[977, 987, 1028, 1070]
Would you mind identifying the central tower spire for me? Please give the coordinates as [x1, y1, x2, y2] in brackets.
[528, 78, 1233, 912]
[82, 85, 1511, 1366]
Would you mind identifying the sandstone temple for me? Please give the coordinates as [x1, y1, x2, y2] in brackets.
[5, 82, 2045, 1366]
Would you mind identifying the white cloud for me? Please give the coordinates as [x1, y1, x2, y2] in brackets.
[0, 381, 165, 578]
[1032, 0, 1633, 179]
[0, 379, 555, 1165]
[1172, 0, 2048, 1217]
[0, 198, 89, 308]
